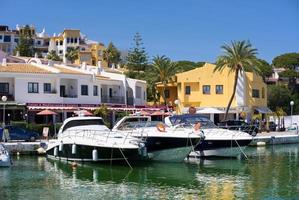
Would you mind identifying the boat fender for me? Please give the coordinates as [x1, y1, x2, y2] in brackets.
[92, 149, 98, 161]
[54, 147, 58, 157]
[142, 147, 147, 157]
[59, 141, 63, 151]
[156, 123, 166, 132]
[71, 162, 78, 168]
[72, 144, 77, 154]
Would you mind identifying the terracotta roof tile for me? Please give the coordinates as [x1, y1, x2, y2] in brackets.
[0, 63, 52, 74]
[53, 66, 85, 75]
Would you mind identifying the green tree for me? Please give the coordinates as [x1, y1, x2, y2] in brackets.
[272, 53, 299, 69]
[215, 40, 260, 120]
[244, 59, 273, 80]
[272, 53, 299, 92]
[93, 105, 111, 127]
[14, 25, 34, 57]
[175, 60, 205, 73]
[65, 47, 79, 63]
[267, 85, 292, 115]
[103, 42, 121, 67]
[126, 32, 148, 72]
[47, 50, 62, 61]
[151, 55, 178, 105]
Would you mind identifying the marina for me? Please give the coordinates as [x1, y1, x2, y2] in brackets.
[1, 144, 299, 199]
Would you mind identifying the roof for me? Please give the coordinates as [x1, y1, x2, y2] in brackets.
[96, 75, 110, 80]
[0, 63, 52, 74]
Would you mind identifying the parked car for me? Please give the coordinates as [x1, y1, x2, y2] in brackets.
[218, 120, 258, 136]
[0, 126, 39, 142]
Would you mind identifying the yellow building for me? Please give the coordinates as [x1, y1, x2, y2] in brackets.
[156, 63, 269, 122]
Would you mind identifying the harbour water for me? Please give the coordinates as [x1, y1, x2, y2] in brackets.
[1, 144, 299, 200]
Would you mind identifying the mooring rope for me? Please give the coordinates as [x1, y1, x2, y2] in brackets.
[118, 148, 133, 170]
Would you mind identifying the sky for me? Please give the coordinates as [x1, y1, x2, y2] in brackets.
[1, 0, 299, 63]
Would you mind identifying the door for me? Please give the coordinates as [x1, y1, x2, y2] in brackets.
[60, 85, 66, 97]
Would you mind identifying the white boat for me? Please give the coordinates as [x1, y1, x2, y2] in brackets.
[46, 117, 142, 163]
[112, 115, 203, 162]
[164, 114, 253, 158]
[0, 143, 11, 167]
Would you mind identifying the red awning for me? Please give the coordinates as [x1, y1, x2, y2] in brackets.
[37, 109, 58, 115]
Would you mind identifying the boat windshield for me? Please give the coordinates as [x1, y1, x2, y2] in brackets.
[116, 117, 159, 130]
[168, 115, 217, 128]
[62, 119, 106, 132]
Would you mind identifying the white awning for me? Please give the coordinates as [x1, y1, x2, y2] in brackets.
[255, 107, 272, 113]
[196, 107, 225, 114]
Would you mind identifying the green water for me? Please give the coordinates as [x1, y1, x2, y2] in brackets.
[1, 145, 299, 200]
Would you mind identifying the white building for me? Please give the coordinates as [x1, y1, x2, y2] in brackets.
[0, 58, 147, 123]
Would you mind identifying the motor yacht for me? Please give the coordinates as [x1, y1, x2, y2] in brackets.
[0, 143, 11, 167]
[165, 114, 253, 158]
[112, 115, 203, 162]
[46, 117, 142, 163]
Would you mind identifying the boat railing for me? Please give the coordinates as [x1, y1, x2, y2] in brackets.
[201, 127, 253, 138]
[217, 124, 258, 135]
[59, 129, 131, 144]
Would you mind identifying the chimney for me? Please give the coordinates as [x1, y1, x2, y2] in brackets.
[2, 58, 7, 67]
[34, 52, 38, 58]
[97, 61, 102, 68]
[111, 63, 115, 69]
[16, 51, 20, 57]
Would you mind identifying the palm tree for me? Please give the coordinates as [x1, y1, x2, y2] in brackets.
[47, 50, 62, 61]
[214, 40, 260, 120]
[152, 55, 177, 105]
[65, 47, 79, 63]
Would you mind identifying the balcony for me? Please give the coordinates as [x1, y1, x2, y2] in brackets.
[101, 95, 125, 104]
[127, 97, 134, 105]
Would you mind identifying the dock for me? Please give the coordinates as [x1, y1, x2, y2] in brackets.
[3, 141, 48, 155]
[250, 131, 299, 146]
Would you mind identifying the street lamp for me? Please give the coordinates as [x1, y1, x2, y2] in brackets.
[290, 101, 294, 126]
[2, 96, 7, 127]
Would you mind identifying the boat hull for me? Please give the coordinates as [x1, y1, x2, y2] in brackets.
[46, 143, 139, 162]
[0, 155, 11, 167]
[192, 139, 252, 158]
[137, 137, 200, 162]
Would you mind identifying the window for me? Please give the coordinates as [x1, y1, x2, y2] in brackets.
[4, 35, 11, 42]
[71, 38, 74, 43]
[0, 83, 9, 94]
[216, 85, 223, 94]
[203, 85, 211, 94]
[60, 40, 63, 45]
[81, 85, 88, 96]
[93, 85, 98, 96]
[262, 88, 265, 98]
[109, 88, 113, 98]
[252, 89, 260, 98]
[59, 50, 63, 54]
[44, 83, 51, 93]
[37, 40, 41, 45]
[28, 82, 39, 93]
[74, 38, 78, 43]
[67, 37, 70, 43]
[136, 86, 142, 99]
[56, 41, 58, 46]
[0, 35, 2, 40]
[14, 38, 19, 43]
[185, 86, 191, 95]
[164, 89, 170, 98]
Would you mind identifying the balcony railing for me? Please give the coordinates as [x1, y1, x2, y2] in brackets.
[101, 95, 125, 104]
[127, 97, 134, 105]
[60, 95, 78, 98]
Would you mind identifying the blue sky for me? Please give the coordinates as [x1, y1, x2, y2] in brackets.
[1, 0, 299, 63]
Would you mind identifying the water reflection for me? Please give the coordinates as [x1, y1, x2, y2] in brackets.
[1, 144, 299, 199]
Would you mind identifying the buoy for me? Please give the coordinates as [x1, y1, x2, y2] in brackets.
[72, 144, 77, 154]
[37, 147, 46, 155]
[71, 162, 78, 168]
[92, 149, 98, 161]
[54, 147, 58, 157]
[59, 142, 63, 151]
[257, 141, 266, 146]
